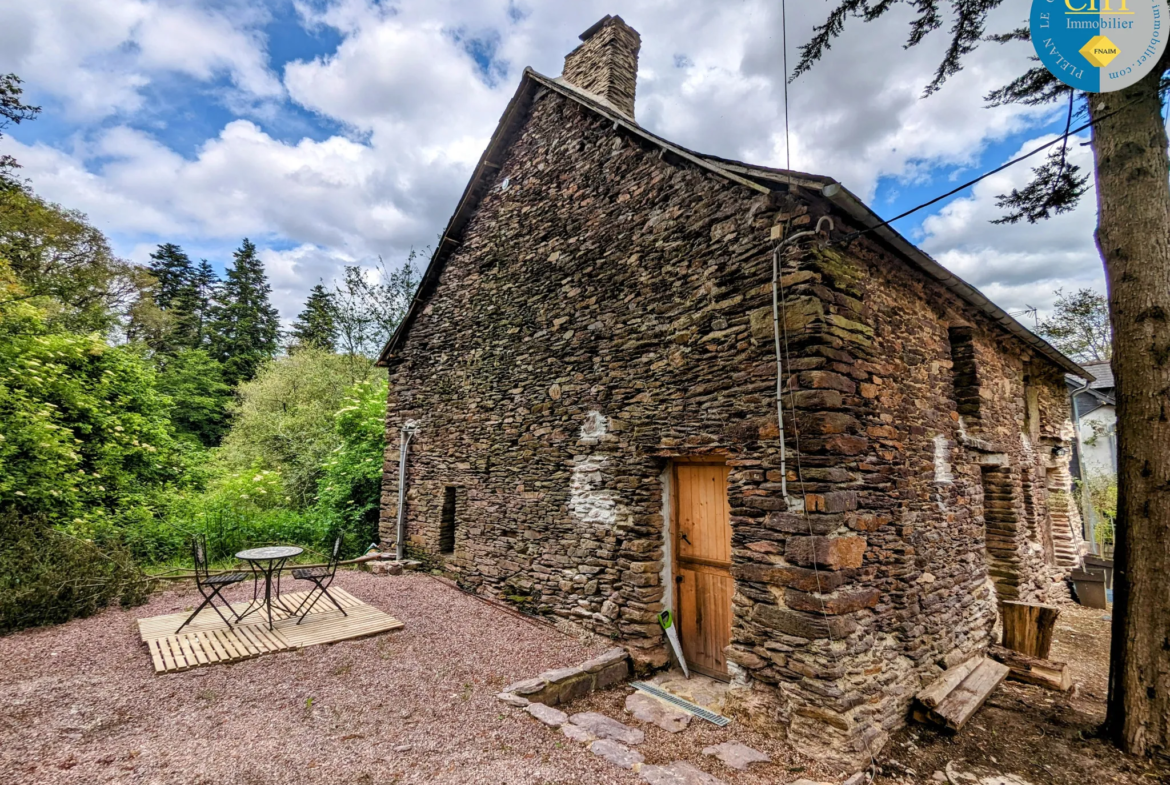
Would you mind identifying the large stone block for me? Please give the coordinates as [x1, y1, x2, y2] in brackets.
[753, 604, 857, 640]
[784, 587, 880, 615]
[785, 535, 866, 570]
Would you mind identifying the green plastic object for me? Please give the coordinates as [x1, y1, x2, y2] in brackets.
[658, 609, 690, 679]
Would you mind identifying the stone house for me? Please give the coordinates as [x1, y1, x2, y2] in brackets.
[375, 15, 1090, 765]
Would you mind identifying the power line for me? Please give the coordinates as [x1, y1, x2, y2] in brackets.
[836, 93, 1146, 246]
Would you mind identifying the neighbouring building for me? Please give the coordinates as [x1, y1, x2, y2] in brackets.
[1069, 360, 1117, 549]
[376, 16, 1090, 766]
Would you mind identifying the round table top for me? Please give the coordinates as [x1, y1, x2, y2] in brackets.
[236, 545, 303, 561]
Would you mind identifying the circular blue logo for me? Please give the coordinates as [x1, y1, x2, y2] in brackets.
[1031, 0, 1167, 92]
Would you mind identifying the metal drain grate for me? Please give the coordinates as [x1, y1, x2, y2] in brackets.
[630, 682, 731, 727]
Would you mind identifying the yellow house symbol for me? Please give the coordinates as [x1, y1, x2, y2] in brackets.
[1080, 35, 1120, 67]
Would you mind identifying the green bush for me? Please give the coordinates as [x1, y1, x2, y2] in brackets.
[315, 377, 388, 556]
[0, 512, 152, 634]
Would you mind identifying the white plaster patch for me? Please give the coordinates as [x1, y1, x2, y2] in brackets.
[580, 410, 608, 440]
[570, 455, 617, 525]
[933, 434, 954, 484]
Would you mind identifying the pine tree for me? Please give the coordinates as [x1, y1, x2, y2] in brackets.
[209, 238, 280, 386]
[171, 259, 218, 350]
[290, 283, 337, 351]
[147, 243, 195, 311]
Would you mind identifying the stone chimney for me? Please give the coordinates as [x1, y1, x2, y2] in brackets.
[560, 15, 641, 120]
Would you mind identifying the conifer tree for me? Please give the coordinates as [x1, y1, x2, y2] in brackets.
[290, 283, 337, 351]
[209, 238, 280, 386]
[147, 243, 194, 311]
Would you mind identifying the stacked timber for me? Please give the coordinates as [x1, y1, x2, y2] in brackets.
[993, 601, 1072, 691]
[988, 645, 1072, 691]
[913, 656, 1010, 731]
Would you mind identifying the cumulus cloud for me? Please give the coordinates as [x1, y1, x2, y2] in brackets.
[918, 133, 1105, 316]
[0, 0, 1099, 322]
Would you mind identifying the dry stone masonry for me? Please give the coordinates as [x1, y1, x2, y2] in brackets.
[379, 15, 1087, 769]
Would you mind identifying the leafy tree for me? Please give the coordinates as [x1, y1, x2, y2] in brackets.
[0, 187, 138, 333]
[1037, 288, 1112, 363]
[290, 283, 337, 351]
[0, 74, 40, 191]
[0, 262, 183, 533]
[136, 243, 218, 353]
[332, 253, 420, 359]
[155, 349, 232, 447]
[315, 377, 388, 554]
[217, 348, 375, 507]
[796, 1, 1170, 756]
[209, 238, 280, 386]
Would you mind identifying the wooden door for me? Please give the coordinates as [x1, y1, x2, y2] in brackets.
[673, 462, 733, 680]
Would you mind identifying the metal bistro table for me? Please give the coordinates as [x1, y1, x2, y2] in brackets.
[235, 546, 304, 630]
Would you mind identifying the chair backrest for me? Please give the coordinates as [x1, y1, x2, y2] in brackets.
[191, 535, 210, 582]
[327, 533, 344, 575]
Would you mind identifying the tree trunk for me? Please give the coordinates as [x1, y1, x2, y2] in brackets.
[1091, 56, 1170, 758]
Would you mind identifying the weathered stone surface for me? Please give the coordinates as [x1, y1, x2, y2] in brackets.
[701, 741, 770, 770]
[561, 723, 595, 743]
[590, 738, 645, 769]
[580, 647, 628, 673]
[625, 692, 691, 733]
[785, 535, 867, 570]
[496, 692, 529, 707]
[569, 712, 644, 745]
[526, 703, 568, 727]
[784, 587, 880, 615]
[639, 761, 728, 785]
[595, 660, 630, 689]
[753, 604, 856, 640]
[503, 677, 548, 696]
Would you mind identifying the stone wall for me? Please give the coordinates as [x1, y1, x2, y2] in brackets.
[378, 88, 1079, 767]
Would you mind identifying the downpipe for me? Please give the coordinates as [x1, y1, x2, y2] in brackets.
[395, 421, 419, 561]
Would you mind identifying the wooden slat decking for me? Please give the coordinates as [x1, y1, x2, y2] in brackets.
[137, 588, 403, 674]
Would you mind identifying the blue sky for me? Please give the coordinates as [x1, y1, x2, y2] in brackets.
[0, 0, 1104, 323]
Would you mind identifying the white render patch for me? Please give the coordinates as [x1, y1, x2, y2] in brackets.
[580, 410, 609, 441]
[933, 434, 954, 484]
[570, 455, 618, 525]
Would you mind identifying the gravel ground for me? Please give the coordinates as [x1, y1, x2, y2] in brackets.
[0, 571, 643, 785]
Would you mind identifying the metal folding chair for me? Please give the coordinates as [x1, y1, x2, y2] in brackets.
[176, 534, 249, 633]
[291, 534, 347, 623]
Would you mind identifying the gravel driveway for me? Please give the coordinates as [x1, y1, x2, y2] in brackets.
[0, 570, 643, 785]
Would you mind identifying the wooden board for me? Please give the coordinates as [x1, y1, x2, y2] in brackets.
[137, 587, 402, 674]
[674, 462, 733, 680]
[988, 644, 1072, 692]
[916, 656, 981, 709]
[999, 601, 1059, 658]
[929, 658, 1010, 731]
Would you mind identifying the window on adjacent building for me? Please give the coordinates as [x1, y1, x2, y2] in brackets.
[439, 486, 457, 554]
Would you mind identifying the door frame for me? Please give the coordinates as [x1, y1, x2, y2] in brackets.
[669, 456, 733, 681]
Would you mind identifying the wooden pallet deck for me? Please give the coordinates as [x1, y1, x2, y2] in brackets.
[137, 587, 403, 674]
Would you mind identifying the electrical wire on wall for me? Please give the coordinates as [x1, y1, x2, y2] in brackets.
[772, 0, 880, 773]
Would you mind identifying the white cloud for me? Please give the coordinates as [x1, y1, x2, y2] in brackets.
[919, 133, 1106, 316]
[0, 0, 1100, 323]
[0, 0, 281, 120]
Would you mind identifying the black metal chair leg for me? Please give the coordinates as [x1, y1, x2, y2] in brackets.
[176, 585, 235, 633]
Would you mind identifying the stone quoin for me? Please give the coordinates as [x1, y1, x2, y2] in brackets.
[375, 14, 1090, 767]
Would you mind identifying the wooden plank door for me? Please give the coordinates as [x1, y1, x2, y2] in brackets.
[673, 462, 733, 680]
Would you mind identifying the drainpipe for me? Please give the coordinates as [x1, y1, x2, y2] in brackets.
[395, 421, 419, 561]
[1069, 380, 1095, 553]
[771, 216, 834, 500]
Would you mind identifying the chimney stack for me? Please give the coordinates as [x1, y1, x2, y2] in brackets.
[560, 15, 641, 120]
